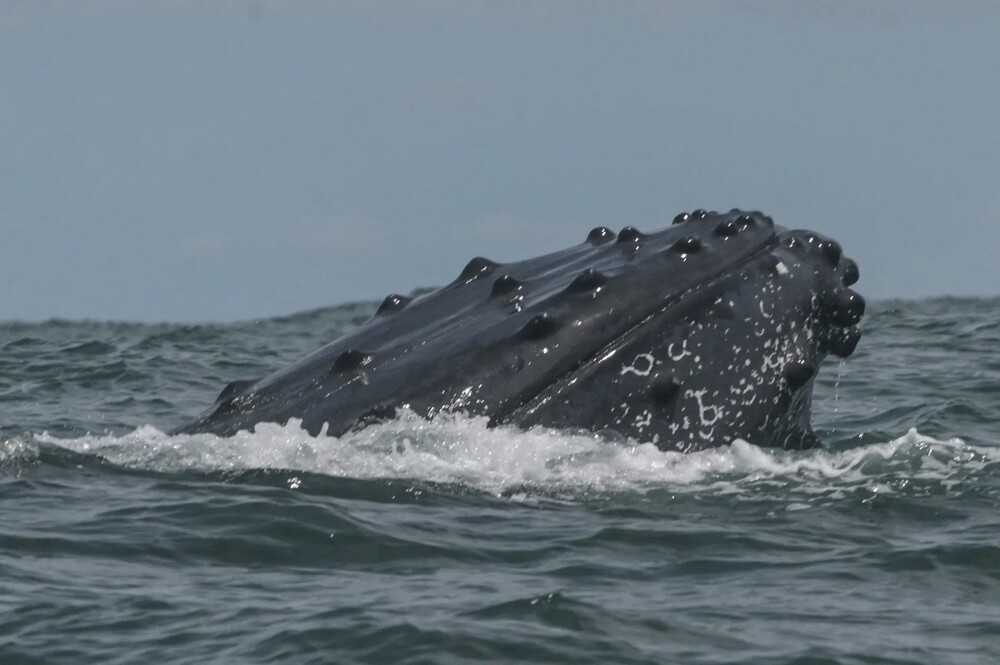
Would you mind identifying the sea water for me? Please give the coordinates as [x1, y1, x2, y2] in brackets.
[1, 298, 998, 664]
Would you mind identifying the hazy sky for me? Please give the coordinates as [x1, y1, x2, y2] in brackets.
[2, 1, 999, 322]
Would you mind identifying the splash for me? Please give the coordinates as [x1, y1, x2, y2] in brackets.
[15, 412, 993, 501]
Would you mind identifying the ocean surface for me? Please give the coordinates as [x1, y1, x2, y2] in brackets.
[1, 296, 998, 664]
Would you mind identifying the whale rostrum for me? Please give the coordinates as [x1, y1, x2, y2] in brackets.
[173, 209, 864, 452]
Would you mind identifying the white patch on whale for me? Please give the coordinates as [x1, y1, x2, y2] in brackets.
[620, 353, 655, 377]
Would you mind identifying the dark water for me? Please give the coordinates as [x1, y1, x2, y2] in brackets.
[2, 298, 998, 664]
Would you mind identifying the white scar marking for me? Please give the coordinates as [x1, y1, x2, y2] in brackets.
[687, 388, 723, 428]
[759, 299, 772, 319]
[668, 339, 691, 361]
[621, 353, 656, 376]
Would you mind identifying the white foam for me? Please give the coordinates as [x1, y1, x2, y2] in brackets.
[19, 413, 994, 500]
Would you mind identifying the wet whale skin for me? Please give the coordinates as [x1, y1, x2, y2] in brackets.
[173, 209, 864, 452]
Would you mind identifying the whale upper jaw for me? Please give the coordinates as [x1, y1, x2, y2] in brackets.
[173, 209, 864, 452]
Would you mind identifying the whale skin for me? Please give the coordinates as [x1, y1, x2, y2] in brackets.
[173, 209, 864, 452]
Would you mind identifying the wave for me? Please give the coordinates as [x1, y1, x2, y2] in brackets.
[4, 412, 992, 503]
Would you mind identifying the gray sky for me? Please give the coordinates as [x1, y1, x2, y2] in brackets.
[2, 1, 999, 322]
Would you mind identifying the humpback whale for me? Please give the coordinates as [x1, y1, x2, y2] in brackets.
[173, 209, 864, 452]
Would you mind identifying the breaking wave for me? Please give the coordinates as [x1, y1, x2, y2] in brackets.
[9, 412, 992, 503]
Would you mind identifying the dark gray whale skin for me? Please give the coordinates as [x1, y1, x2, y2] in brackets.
[173, 209, 864, 452]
